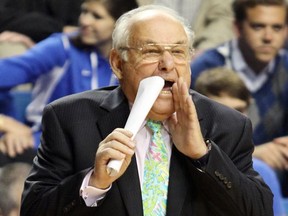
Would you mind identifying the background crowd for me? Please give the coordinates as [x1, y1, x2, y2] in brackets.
[0, 0, 287, 215]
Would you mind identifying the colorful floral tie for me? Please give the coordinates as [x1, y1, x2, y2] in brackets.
[142, 120, 169, 216]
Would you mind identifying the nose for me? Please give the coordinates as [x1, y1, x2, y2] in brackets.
[158, 51, 175, 72]
[79, 12, 93, 26]
[263, 28, 273, 43]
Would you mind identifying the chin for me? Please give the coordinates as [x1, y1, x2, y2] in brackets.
[81, 37, 97, 46]
[148, 102, 175, 121]
[154, 97, 174, 109]
[147, 112, 173, 121]
[257, 53, 276, 63]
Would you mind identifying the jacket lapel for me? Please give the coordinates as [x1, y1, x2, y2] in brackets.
[96, 87, 143, 215]
[166, 146, 190, 216]
[117, 157, 143, 216]
[97, 87, 129, 135]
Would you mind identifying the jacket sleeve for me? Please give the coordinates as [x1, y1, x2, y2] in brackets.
[20, 104, 92, 216]
[187, 116, 273, 216]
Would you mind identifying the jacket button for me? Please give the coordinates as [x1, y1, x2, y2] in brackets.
[227, 182, 232, 189]
[219, 174, 225, 180]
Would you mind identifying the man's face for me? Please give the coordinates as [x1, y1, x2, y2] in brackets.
[113, 14, 192, 120]
[238, 5, 287, 63]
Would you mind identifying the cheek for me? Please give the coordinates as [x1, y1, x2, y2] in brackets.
[274, 33, 286, 47]
[245, 31, 259, 45]
[96, 25, 114, 38]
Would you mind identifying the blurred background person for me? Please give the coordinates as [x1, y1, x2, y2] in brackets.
[194, 67, 286, 216]
[0, 163, 31, 216]
[190, 0, 288, 198]
[0, 0, 138, 164]
[0, 184, 18, 216]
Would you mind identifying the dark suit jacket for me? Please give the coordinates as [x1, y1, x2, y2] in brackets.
[21, 86, 273, 216]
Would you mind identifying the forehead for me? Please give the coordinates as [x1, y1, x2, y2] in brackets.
[129, 12, 188, 45]
[245, 5, 286, 24]
[81, 1, 110, 16]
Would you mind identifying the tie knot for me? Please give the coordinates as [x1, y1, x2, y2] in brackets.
[146, 119, 162, 133]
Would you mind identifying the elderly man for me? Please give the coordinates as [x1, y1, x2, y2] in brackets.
[21, 5, 272, 216]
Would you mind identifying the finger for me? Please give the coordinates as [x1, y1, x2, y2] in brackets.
[102, 128, 134, 148]
[178, 78, 196, 125]
[172, 81, 180, 111]
[178, 77, 187, 110]
[5, 140, 16, 158]
[265, 146, 287, 169]
[21, 135, 34, 149]
[104, 140, 135, 156]
[15, 137, 27, 154]
[273, 137, 288, 147]
[97, 144, 126, 164]
[267, 154, 285, 169]
[279, 145, 288, 159]
[0, 31, 12, 40]
[167, 113, 177, 131]
[172, 78, 187, 123]
[0, 141, 7, 154]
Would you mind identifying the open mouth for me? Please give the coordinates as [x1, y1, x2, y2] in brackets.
[161, 80, 174, 93]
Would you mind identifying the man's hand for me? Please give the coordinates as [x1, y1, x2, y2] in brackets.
[253, 136, 288, 170]
[0, 31, 35, 49]
[0, 115, 34, 157]
[89, 128, 135, 189]
[168, 77, 207, 159]
[0, 132, 34, 157]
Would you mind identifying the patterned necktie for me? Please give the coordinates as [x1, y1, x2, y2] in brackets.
[142, 119, 169, 216]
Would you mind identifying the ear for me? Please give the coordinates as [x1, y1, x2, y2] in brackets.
[110, 49, 123, 80]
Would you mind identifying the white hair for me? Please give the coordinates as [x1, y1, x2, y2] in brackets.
[112, 5, 195, 59]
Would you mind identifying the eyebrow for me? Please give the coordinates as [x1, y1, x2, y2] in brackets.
[140, 39, 188, 45]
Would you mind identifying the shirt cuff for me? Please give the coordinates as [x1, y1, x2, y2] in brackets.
[191, 139, 212, 171]
[80, 169, 111, 207]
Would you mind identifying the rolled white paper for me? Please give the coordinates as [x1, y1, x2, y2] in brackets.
[106, 76, 165, 176]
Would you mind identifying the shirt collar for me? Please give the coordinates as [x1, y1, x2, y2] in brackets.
[231, 39, 276, 92]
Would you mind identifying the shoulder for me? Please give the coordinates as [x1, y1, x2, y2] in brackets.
[37, 33, 65, 47]
[28, 33, 67, 59]
[49, 86, 119, 109]
[42, 86, 127, 130]
[192, 45, 226, 67]
[190, 45, 227, 88]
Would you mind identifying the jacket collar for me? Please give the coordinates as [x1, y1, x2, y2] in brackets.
[95, 87, 143, 215]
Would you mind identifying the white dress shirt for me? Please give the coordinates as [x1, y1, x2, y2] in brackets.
[231, 39, 276, 93]
[80, 120, 172, 207]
